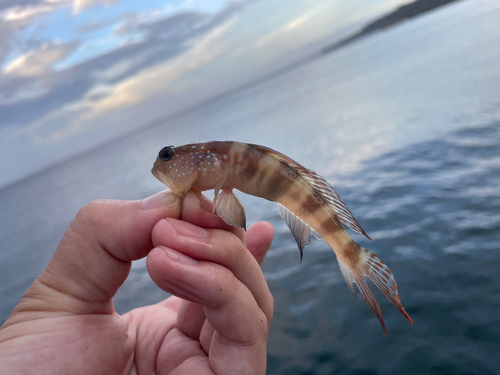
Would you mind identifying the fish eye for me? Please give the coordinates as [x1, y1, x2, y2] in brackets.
[159, 146, 175, 161]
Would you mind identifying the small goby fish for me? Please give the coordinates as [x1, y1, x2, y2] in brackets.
[152, 141, 413, 334]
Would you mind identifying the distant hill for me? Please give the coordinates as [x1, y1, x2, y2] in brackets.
[322, 0, 461, 54]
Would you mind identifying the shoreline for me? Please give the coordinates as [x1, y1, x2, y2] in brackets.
[321, 0, 461, 55]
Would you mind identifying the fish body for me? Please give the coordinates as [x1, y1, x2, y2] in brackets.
[152, 141, 413, 334]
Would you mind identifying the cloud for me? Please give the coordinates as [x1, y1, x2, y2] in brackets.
[4, 42, 79, 77]
[1, 4, 54, 23]
[0, 0, 115, 15]
[0, 0, 43, 13]
[72, 0, 117, 13]
[0, 0, 257, 130]
[255, 6, 321, 48]
[29, 19, 234, 146]
[85, 20, 232, 117]
[0, 1, 70, 67]
[0, 0, 264, 153]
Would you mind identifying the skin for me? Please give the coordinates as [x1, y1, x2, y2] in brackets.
[0, 190, 274, 375]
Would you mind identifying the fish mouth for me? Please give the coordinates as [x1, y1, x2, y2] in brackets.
[151, 167, 184, 197]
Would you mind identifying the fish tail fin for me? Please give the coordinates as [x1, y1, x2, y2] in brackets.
[337, 246, 413, 335]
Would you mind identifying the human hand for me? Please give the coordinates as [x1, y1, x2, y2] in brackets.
[0, 190, 274, 375]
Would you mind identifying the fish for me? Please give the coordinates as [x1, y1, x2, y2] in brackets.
[152, 141, 413, 334]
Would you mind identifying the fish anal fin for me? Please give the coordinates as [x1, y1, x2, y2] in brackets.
[277, 203, 322, 263]
[215, 189, 247, 230]
[360, 248, 413, 325]
[338, 257, 357, 304]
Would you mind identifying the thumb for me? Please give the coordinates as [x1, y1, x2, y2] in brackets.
[10, 191, 181, 319]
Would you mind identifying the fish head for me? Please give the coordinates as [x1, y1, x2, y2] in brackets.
[152, 144, 226, 196]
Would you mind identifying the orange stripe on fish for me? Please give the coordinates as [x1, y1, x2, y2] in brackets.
[152, 141, 413, 334]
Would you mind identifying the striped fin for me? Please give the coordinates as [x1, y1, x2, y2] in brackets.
[247, 143, 370, 240]
[337, 247, 413, 335]
[277, 203, 322, 263]
[298, 168, 371, 240]
[360, 247, 413, 325]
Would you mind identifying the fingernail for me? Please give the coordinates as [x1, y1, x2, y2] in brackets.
[160, 246, 198, 265]
[167, 218, 209, 239]
[142, 190, 179, 210]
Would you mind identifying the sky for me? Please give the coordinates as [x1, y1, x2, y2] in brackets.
[0, 0, 411, 187]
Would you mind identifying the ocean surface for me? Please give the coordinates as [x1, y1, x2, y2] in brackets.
[1, 0, 500, 373]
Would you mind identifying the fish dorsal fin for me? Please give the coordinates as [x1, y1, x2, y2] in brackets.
[215, 189, 247, 230]
[247, 143, 370, 239]
[277, 203, 322, 262]
[296, 168, 371, 240]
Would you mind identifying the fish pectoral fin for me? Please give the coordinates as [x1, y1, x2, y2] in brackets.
[212, 161, 229, 213]
[215, 189, 247, 230]
[277, 203, 322, 263]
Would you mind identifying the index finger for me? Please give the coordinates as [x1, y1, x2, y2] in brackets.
[180, 191, 246, 242]
[151, 219, 274, 324]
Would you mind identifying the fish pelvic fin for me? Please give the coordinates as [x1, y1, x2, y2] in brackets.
[337, 247, 413, 335]
[215, 189, 247, 230]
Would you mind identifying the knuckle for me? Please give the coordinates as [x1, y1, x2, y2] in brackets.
[210, 230, 244, 263]
[74, 199, 114, 236]
[78, 200, 104, 220]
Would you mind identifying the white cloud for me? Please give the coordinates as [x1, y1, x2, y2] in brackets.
[73, 0, 118, 13]
[85, 20, 233, 117]
[4, 42, 78, 77]
[29, 19, 234, 145]
[255, 6, 322, 48]
[2, 4, 54, 23]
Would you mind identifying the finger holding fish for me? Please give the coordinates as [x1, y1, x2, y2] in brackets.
[147, 196, 274, 374]
[180, 190, 245, 240]
[151, 217, 274, 324]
